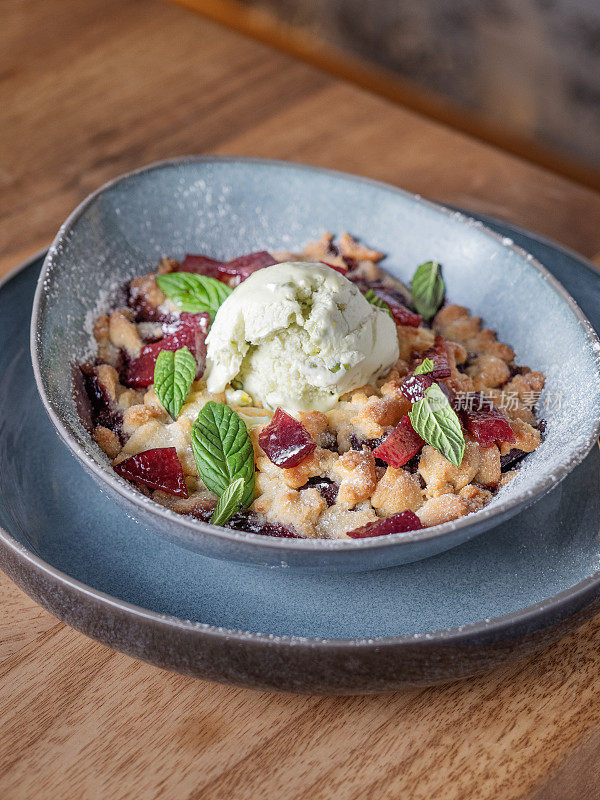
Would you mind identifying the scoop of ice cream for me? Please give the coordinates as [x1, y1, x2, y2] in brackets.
[204, 262, 399, 412]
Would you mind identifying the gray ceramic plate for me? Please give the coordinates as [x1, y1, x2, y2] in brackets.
[1, 221, 600, 691]
[30, 158, 600, 570]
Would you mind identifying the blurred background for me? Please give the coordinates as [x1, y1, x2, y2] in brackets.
[181, 0, 600, 179]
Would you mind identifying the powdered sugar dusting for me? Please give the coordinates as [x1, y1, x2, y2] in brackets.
[31, 157, 600, 567]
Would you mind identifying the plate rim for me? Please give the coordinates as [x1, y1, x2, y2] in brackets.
[28, 155, 600, 556]
[1, 241, 599, 650]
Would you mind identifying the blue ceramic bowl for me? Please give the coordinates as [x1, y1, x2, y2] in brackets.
[31, 157, 600, 571]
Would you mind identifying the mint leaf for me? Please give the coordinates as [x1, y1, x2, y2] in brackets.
[413, 357, 434, 375]
[408, 383, 465, 467]
[156, 272, 232, 320]
[411, 261, 445, 321]
[364, 289, 392, 317]
[154, 346, 196, 419]
[210, 477, 245, 526]
[191, 401, 255, 507]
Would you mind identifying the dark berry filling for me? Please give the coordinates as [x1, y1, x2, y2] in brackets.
[113, 447, 189, 497]
[128, 289, 175, 325]
[349, 434, 384, 452]
[190, 506, 300, 538]
[320, 429, 340, 452]
[537, 419, 547, 436]
[177, 251, 279, 287]
[458, 393, 515, 448]
[401, 452, 422, 475]
[78, 364, 123, 436]
[401, 373, 435, 403]
[372, 417, 424, 468]
[299, 477, 339, 506]
[125, 312, 209, 388]
[347, 510, 423, 539]
[259, 409, 316, 468]
[500, 448, 528, 472]
[415, 335, 451, 379]
[370, 284, 422, 327]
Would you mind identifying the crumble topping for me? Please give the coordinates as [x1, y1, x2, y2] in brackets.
[77, 233, 546, 539]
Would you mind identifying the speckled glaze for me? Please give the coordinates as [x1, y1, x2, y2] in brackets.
[0, 219, 599, 691]
[31, 158, 600, 570]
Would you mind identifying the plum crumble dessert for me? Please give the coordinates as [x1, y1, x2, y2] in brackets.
[76, 232, 546, 539]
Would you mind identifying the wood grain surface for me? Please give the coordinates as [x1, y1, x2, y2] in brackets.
[2, 1, 600, 797]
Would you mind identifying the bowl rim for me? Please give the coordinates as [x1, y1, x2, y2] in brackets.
[30, 155, 600, 555]
[7, 232, 600, 651]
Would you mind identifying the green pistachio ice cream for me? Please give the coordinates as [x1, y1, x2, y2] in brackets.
[204, 262, 399, 412]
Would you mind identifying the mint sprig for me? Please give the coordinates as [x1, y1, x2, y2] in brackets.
[413, 357, 434, 375]
[364, 289, 392, 318]
[210, 477, 245, 526]
[156, 272, 232, 320]
[191, 401, 255, 507]
[408, 383, 465, 467]
[154, 346, 196, 419]
[411, 261, 445, 321]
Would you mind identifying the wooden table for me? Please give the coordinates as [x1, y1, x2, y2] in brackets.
[2, 1, 600, 797]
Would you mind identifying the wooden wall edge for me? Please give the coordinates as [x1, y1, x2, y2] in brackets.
[166, 0, 600, 193]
